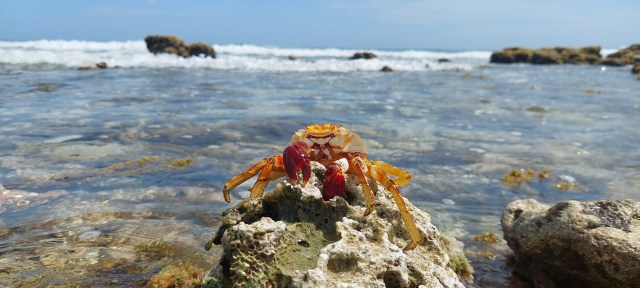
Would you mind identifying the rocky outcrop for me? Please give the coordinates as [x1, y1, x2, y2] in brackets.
[188, 42, 216, 58]
[144, 35, 215, 58]
[349, 52, 377, 60]
[204, 162, 472, 287]
[145, 35, 190, 57]
[502, 199, 640, 288]
[602, 44, 640, 66]
[489, 47, 533, 64]
[490, 46, 602, 65]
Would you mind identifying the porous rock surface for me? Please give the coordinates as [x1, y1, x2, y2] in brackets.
[502, 198, 640, 288]
[204, 162, 472, 287]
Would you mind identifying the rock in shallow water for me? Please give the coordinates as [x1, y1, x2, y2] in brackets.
[502, 198, 640, 288]
[144, 35, 216, 58]
[602, 44, 640, 66]
[489, 46, 602, 65]
[203, 162, 472, 287]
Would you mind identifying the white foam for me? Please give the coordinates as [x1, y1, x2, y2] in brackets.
[600, 48, 618, 57]
[43, 135, 83, 144]
[0, 40, 491, 72]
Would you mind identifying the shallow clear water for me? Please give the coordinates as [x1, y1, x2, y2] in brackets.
[1, 43, 639, 287]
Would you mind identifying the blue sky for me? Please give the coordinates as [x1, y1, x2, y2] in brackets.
[1, 0, 638, 50]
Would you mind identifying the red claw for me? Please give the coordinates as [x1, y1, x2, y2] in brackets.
[322, 163, 346, 201]
[283, 142, 311, 185]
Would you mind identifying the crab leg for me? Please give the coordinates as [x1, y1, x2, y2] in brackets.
[351, 156, 376, 216]
[370, 160, 412, 187]
[222, 154, 284, 202]
[248, 158, 275, 198]
[367, 163, 421, 251]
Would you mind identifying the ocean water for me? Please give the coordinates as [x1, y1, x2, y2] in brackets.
[0, 40, 639, 287]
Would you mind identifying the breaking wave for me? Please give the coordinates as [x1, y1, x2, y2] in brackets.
[0, 40, 493, 72]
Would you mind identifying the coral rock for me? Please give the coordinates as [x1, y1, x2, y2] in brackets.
[502, 199, 640, 288]
[204, 162, 471, 287]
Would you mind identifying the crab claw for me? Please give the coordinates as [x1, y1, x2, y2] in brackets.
[322, 159, 349, 201]
[283, 141, 311, 185]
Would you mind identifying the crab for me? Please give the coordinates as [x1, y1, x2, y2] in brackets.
[222, 124, 421, 251]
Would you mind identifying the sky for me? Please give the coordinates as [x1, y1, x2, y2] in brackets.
[0, 0, 638, 50]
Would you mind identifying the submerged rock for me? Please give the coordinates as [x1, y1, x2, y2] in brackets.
[78, 62, 108, 71]
[0, 183, 69, 214]
[380, 65, 393, 72]
[490, 46, 602, 65]
[502, 199, 640, 288]
[204, 162, 472, 287]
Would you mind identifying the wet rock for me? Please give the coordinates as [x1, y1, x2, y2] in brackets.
[490, 46, 602, 65]
[144, 35, 216, 58]
[78, 62, 108, 71]
[204, 162, 471, 287]
[502, 199, 640, 288]
[602, 44, 640, 66]
[489, 47, 534, 63]
[349, 52, 377, 60]
[34, 82, 59, 92]
[288, 55, 297, 61]
[438, 58, 452, 63]
[145, 35, 190, 57]
[189, 42, 216, 58]
[632, 63, 640, 75]
[380, 65, 393, 72]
